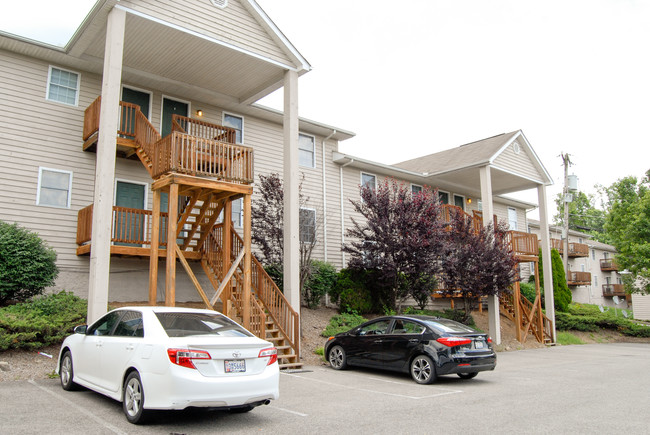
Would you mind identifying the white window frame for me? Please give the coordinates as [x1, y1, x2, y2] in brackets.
[223, 112, 244, 144]
[122, 85, 153, 120]
[36, 167, 73, 209]
[46, 65, 80, 106]
[360, 172, 377, 191]
[299, 207, 317, 244]
[438, 190, 450, 205]
[508, 207, 518, 231]
[232, 198, 244, 229]
[298, 133, 316, 168]
[411, 184, 423, 195]
[453, 194, 466, 211]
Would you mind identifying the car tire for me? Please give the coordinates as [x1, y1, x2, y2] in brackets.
[410, 355, 436, 384]
[59, 351, 78, 391]
[328, 345, 347, 370]
[458, 372, 478, 380]
[123, 371, 148, 424]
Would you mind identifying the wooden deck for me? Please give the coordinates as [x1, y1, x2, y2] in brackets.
[549, 238, 590, 257]
[567, 271, 591, 286]
[602, 283, 625, 297]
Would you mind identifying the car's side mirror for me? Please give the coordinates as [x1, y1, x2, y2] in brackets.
[73, 325, 88, 334]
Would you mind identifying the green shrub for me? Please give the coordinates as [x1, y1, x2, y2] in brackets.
[330, 268, 374, 314]
[556, 303, 650, 338]
[321, 312, 367, 337]
[539, 248, 571, 312]
[264, 263, 283, 292]
[556, 331, 585, 345]
[519, 281, 537, 304]
[0, 221, 59, 305]
[303, 261, 337, 309]
[0, 291, 87, 350]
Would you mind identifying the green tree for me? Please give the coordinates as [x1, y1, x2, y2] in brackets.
[601, 172, 650, 293]
[0, 221, 59, 305]
[553, 191, 606, 241]
[538, 248, 572, 312]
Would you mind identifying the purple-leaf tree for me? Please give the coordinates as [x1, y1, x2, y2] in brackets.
[439, 207, 518, 319]
[343, 179, 447, 312]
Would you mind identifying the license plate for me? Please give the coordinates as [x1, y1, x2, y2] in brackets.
[474, 340, 484, 349]
[225, 359, 246, 373]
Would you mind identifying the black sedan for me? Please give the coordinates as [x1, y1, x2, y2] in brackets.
[325, 315, 496, 384]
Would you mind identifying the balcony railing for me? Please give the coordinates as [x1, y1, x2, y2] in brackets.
[83, 97, 253, 184]
[549, 239, 589, 257]
[600, 258, 619, 271]
[602, 284, 625, 297]
[567, 271, 591, 286]
[76, 204, 170, 248]
[506, 231, 539, 258]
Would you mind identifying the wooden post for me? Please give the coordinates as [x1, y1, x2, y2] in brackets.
[243, 194, 252, 330]
[148, 188, 161, 305]
[534, 260, 544, 340]
[165, 183, 179, 306]
[222, 200, 232, 313]
[513, 281, 522, 342]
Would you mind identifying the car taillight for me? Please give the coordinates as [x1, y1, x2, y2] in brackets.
[487, 337, 492, 343]
[436, 336, 472, 347]
[259, 347, 278, 366]
[167, 348, 211, 369]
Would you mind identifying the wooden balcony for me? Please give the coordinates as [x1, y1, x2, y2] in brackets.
[506, 231, 539, 261]
[82, 96, 253, 184]
[567, 271, 591, 286]
[76, 204, 201, 259]
[600, 258, 619, 271]
[549, 239, 590, 257]
[602, 284, 625, 297]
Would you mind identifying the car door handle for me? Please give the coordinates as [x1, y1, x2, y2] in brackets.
[126, 344, 135, 351]
[374, 339, 384, 343]
[96, 340, 103, 347]
[409, 339, 419, 343]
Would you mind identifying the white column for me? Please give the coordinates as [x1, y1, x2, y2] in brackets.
[283, 70, 300, 311]
[537, 184, 556, 341]
[87, 7, 126, 324]
[480, 166, 501, 344]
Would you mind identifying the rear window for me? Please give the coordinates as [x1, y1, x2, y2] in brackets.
[422, 319, 476, 334]
[155, 312, 253, 338]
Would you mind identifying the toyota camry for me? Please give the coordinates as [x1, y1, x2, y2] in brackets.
[57, 306, 279, 424]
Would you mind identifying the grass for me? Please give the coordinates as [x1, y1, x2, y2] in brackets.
[556, 331, 585, 345]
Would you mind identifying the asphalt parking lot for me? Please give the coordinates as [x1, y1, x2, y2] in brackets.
[1, 343, 649, 434]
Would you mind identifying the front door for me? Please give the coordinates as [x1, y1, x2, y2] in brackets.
[115, 181, 146, 246]
[161, 97, 188, 138]
[121, 87, 150, 136]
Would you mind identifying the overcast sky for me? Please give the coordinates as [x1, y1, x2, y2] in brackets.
[3, 0, 649, 219]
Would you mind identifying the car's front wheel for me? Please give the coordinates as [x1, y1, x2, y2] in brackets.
[123, 371, 148, 424]
[328, 345, 347, 370]
[458, 372, 478, 380]
[59, 351, 78, 391]
[410, 355, 436, 384]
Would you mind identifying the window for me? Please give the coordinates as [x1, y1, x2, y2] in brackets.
[37, 167, 72, 208]
[113, 311, 144, 337]
[46, 66, 80, 106]
[87, 311, 122, 336]
[358, 319, 391, 336]
[232, 198, 243, 228]
[299, 133, 315, 168]
[411, 184, 422, 195]
[594, 276, 598, 286]
[508, 207, 518, 231]
[223, 113, 243, 143]
[592, 249, 596, 260]
[300, 208, 316, 244]
[439, 191, 449, 204]
[478, 199, 483, 211]
[453, 194, 465, 210]
[361, 173, 376, 191]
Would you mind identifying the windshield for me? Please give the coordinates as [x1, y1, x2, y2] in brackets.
[155, 312, 253, 338]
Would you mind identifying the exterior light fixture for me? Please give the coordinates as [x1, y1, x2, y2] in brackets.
[196, 110, 203, 117]
[467, 198, 472, 204]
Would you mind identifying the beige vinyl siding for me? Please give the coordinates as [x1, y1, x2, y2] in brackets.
[493, 142, 541, 182]
[0, 50, 101, 274]
[632, 294, 650, 321]
[119, 0, 293, 66]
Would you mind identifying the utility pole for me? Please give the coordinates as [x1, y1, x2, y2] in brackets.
[561, 153, 572, 278]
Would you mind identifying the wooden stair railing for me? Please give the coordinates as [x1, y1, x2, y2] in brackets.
[499, 292, 552, 344]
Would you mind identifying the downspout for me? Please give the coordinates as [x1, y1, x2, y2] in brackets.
[322, 130, 336, 307]
[339, 158, 354, 267]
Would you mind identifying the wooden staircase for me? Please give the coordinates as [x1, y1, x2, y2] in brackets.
[82, 96, 302, 369]
[499, 288, 553, 345]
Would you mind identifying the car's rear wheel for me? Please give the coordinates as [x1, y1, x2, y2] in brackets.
[410, 355, 436, 384]
[59, 351, 78, 391]
[123, 371, 148, 424]
[328, 345, 347, 370]
[458, 372, 478, 379]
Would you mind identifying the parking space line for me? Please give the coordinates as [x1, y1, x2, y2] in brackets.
[268, 405, 308, 417]
[28, 380, 127, 435]
[281, 371, 463, 400]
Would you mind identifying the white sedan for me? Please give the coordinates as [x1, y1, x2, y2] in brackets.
[56, 306, 279, 424]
